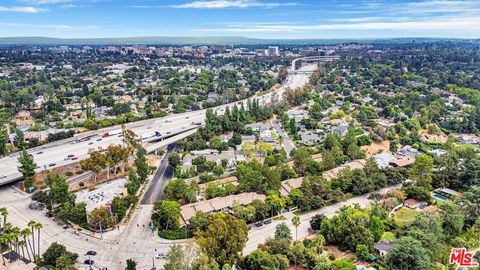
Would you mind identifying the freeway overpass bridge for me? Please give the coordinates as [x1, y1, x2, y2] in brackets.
[291, 56, 340, 71]
[0, 64, 314, 186]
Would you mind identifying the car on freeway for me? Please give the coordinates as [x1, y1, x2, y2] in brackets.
[156, 253, 166, 259]
[86, 251, 97, 256]
[84, 259, 94, 265]
[0, 175, 6, 179]
[88, 142, 94, 145]
[185, 116, 190, 119]
[166, 131, 171, 134]
[36, 151, 43, 155]
[48, 163, 56, 167]
[67, 154, 75, 158]
[71, 157, 78, 160]
[165, 119, 171, 123]
[96, 138, 102, 141]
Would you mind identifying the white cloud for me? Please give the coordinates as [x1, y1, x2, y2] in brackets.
[196, 15, 480, 33]
[0, 6, 48, 13]
[0, 22, 98, 30]
[17, 0, 72, 4]
[170, 0, 297, 9]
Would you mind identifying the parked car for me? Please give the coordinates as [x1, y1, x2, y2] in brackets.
[263, 219, 272, 225]
[156, 253, 166, 259]
[255, 221, 263, 227]
[84, 259, 94, 265]
[86, 251, 97, 256]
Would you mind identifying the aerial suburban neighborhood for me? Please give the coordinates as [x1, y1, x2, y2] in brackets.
[0, 1, 480, 270]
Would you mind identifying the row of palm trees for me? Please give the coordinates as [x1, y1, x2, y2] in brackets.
[0, 207, 43, 266]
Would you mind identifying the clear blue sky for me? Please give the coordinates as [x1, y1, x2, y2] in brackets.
[0, 0, 479, 39]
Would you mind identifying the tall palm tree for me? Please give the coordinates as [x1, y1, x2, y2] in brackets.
[11, 226, 20, 261]
[27, 221, 36, 258]
[20, 228, 32, 262]
[0, 207, 8, 231]
[33, 222, 43, 258]
[292, 215, 301, 241]
[0, 234, 7, 266]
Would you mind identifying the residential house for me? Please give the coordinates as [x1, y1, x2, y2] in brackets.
[374, 240, 394, 258]
[374, 152, 396, 169]
[404, 198, 427, 209]
[207, 92, 219, 103]
[323, 159, 367, 180]
[180, 192, 266, 226]
[245, 123, 272, 138]
[13, 110, 34, 131]
[279, 177, 303, 197]
[331, 122, 350, 136]
[299, 131, 322, 144]
[389, 156, 415, 167]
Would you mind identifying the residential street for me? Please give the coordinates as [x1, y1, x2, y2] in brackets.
[244, 184, 401, 254]
[272, 119, 295, 156]
[141, 144, 175, 204]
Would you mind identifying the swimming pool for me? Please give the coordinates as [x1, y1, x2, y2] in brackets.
[433, 193, 448, 201]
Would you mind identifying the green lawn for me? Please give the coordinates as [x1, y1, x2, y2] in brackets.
[394, 208, 419, 225]
[381, 232, 396, 241]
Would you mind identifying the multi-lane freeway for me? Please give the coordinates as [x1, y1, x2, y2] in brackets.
[0, 64, 316, 185]
[0, 64, 317, 269]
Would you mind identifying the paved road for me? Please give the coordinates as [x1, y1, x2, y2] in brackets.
[0, 65, 314, 185]
[244, 184, 402, 254]
[272, 119, 295, 156]
[0, 65, 316, 269]
[141, 144, 175, 205]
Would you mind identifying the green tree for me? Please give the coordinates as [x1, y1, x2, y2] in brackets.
[0, 128, 8, 156]
[18, 149, 36, 189]
[80, 150, 106, 183]
[152, 200, 181, 230]
[409, 154, 433, 189]
[274, 222, 292, 241]
[135, 146, 151, 183]
[355, 244, 370, 261]
[196, 212, 248, 267]
[168, 152, 182, 167]
[212, 165, 224, 177]
[458, 185, 480, 227]
[45, 174, 74, 205]
[88, 207, 117, 229]
[40, 242, 78, 269]
[385, 236, 431, 270]
[309, 214, 326, 231]
[368, 216, 385, 242]
[440, 203, 464, 238]
[238, 249, 288, 270]
[292, 215, 301, 241]
[125, 258, 137, 270]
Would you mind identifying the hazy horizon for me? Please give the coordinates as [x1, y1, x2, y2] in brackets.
[0, 0, 479, 39]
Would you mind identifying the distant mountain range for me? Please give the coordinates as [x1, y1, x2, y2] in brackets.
[0, 36, 478, 46]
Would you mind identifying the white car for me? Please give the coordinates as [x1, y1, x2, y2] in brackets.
[156, 253, 166, 259]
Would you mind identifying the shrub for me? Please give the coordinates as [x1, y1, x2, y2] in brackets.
[158, 229, 192, 240]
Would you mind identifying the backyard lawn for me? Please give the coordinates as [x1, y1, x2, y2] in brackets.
[394, 208, 419, 225]
[382, 232, 396, 241]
